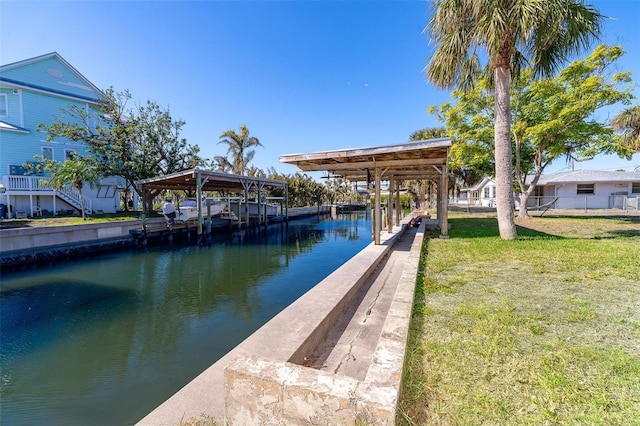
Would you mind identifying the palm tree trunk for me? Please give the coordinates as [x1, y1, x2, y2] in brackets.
[75, 181, 87, 220]
[494, 67, 517, 239]
[79, 191, 86, 220]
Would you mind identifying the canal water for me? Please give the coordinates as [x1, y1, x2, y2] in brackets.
[0, 213, 371, 426]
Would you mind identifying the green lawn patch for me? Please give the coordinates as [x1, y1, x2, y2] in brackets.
[399, 213, 640, 425]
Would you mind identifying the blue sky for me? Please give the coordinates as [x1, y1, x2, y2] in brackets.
[1, 0, 639, 176]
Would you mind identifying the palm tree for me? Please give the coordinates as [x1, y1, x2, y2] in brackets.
[43, 153, 101, 220]
[218, 124, 263, 175]
[213, 155, 233, 173]
[425, 0, 603, 239]
[612, 105, 640, 151]
[246, 165, 265, 178]
[409, 127, 447, 141]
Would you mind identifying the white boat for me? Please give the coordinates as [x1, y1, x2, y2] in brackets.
[163, 198, 227, 223]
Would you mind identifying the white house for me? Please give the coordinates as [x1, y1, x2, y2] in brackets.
[528, 169, 640, 210]
[459, 170, 640, 211]
[459, 176, 497, 207]
[0, 53, 123, 218]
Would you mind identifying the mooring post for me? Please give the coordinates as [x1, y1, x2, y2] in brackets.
[196, 172, 203, 244]
[206, 199, 212, 243]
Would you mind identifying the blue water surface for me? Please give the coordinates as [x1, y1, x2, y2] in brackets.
[0, 213, 371, 425]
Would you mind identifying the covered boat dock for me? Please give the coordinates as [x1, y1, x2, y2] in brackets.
[135, 168, 288, 240]
[279, 138, 451, 243]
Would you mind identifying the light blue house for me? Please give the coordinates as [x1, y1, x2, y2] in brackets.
[0, 52, 122, 218]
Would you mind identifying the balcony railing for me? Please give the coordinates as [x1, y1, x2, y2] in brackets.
[6, 175, 51, 191]
[3, 175, 85, 211]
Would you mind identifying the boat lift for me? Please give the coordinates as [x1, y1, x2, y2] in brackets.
[279, 138, 452, 243]
[135, 168, 288, 244]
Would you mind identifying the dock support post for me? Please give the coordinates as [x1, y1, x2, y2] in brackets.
[285, 185, 289, 224]
[436, 170, 442, 229]
[206, 199, 212, 243]
[374, 167, 381, 245]
[440, 158, 449, 239]
[244, 186, 250, 229]
[196, 171, 204, 245]
[395, 178, 401, 226]
[387, 174, 394, 232]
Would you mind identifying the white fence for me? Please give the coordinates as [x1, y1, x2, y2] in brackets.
[455, 195, 639, 212]
[609, 194, 639, 211]
[525, 195, 639, 211]
[525, 196, 558, 210]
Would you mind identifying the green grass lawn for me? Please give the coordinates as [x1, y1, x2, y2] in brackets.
[0, 211, 152, 229]
[398, 213, 640, 425]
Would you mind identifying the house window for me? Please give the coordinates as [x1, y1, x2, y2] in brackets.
[9, 164, 28, 175]
[10, 163, 43, 176]
[577, 184, 595, 195]
[64, 149, 76, 160]
[0, 94, 7, 116]
[42, 146, 54, 160]
[632, 183, 640, 194]
[484, 187, 490, 198]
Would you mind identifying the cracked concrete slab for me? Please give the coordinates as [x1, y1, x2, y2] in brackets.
[309, 227, 417, 380]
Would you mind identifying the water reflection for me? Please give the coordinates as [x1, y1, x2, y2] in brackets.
[0, 213, 371, 426]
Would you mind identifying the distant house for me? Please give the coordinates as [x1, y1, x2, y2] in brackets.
[459, 176, 497, 207]
[527, 169, 640, 210]
[0, 52, 122, 218]
[459, 170, 640, 211]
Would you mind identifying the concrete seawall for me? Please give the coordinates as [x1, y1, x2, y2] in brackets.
[0, 206, 332, 267]
[0, 220, 147, 267]
[138, 217, 425, 425]
[0, 220, 146, 253]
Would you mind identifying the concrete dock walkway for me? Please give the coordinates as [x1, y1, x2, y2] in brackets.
[308, 226, 417, 380]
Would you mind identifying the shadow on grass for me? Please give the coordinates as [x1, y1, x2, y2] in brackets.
[538, 213, 640, 221]
[592, 229, 640, 239]
[524, 215, 639, 240]
[449, 215, 639, 240]
[447, 217, 563, 240]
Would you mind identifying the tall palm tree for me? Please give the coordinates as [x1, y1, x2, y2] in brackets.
[425, 0, 603, 239]
[611, 104, 640, 151]
[218, 124, 263, 175]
